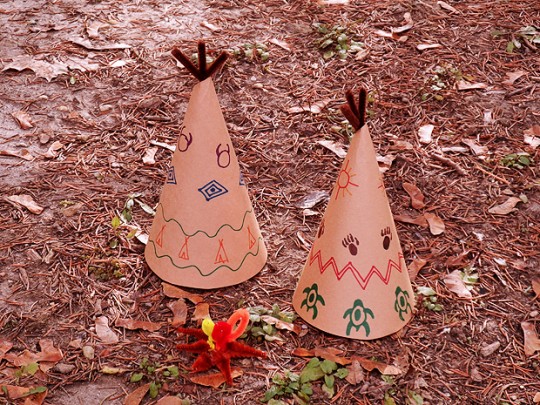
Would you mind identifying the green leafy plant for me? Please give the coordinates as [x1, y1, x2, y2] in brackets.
[417, 286, 443, 312]
[262, 358, 348, 403]
[229, 43, 270, 63]
[242, 304, 296, 342]
[110, 193, 154, 248]
[421, 64, 465, 101]
[313, 23, 364, 60]
[505, 26, 540, 53]
[500, 152, 533, 169]
[129, 357, 184, 400]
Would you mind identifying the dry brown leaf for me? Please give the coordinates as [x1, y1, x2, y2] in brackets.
[2, 385, 47, 403]
[269, 38, 291, 51]
[192, 302, 210, 322]
[408, 258, 427, 281]
[95, 316, 119, 344]
[392, 12, 414, 34]
[156, 396, 185, 405]
[424, 212, 445, 235]
[394, 214, 428, 228]
[167, 299, 188, 327]
[0, 148, 34, 161]
[524, 125, 540, 150]
[0, 339, 13, 361]
[316, 140, 347, 158]
[44, 141, 64, 159]
[313, 347, 351, 365]
[521, 322, 540, 356]
[2, 55, 100, 81]
[288, 99, 330, 114]
[115, 318, 162, 332]
[12, 111, 33, 129]
[502, 70, 527, 86]
[418, 124, 434, 144]
[162, 282, 203, 304]
[488, 196, 522, 215]
[456, 80, 487, 91]
[376, 154, 396, 173]
[6, 194, 44, 214]
[37, 339, 63, 363]
[142, 147, 158, 165]
[71, 37, 131, 50]
[402, 182, 426, 209]
[445, 250, 471, 267]
[297, 190, 329, 209]
[351, 356, 402, 375]
[124, 383, 151, 405]
[374, 29, 408, 42]
[533, 278, 540, 299]
[345, 360, 364, 384]
[260, 315, 302, 335]
[462, 139, 488, 156]
[437, 1, 458, 13]
[292, 347, 314, 357]
[190, 368, 243, 388]
[443, 270, 472, 298]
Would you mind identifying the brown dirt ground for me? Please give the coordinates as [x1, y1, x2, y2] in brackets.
[1, 0, 540, 404]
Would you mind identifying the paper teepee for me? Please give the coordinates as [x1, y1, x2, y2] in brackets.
[145, 43, 267, 289]
[292, 89, 414, 339]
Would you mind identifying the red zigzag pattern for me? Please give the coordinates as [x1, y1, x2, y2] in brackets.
[309, 249, 405, 290]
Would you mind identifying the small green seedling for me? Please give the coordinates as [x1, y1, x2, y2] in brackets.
[417, 286, 443, 312]
[129, 357, 184, 400]
[500, 152, 533, 169]
[313, 23, 364, 60]
[422, 64, 465, 101]
[242, 304, 296, 342]
[229, 43, 270, 63]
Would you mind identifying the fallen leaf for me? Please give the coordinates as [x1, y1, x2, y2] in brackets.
[142, 147, 158, 165]
[167, 299, 188, 327]
[297, 190, 329, 209]
[292, 347, 314, 357]
[479, 341, 500, 357]
[95, 316, 119, 344]
[313, 347, 351, 365]
[462, 139, 488, 156]
[317, 140, 347, 158]
[200, 21, 221, 32]
[269, 38, 291, 51]
[445, 250, 471, 267]
[456, 80, 487, 91]
[418, 124, 434, 144]
[12, 111, 33, 129]
[156, 396, 185, 405]
[524, 125, 540, 150]
[260, 315, 302, 334]
[345, 360, 364, 384]
[441, 146, 468, 153]
[394, 214, 428, 228]
[0, 339, 13, 361]
[71, 37, 131, 50]
[424, 212, 445, 235]
[402, 182, 426, 209]
[0, 148, 34, 160]
[124, 383, 151, 405]
[2, 55, 100, 81]
[6, 194, 44, 214]
[392, 12, 414, 34]
[288, 99, 330, 114]
[115, 318, 162, 332]
[443, 270, 472, 298]
[162, 282, 203, 304]
[1, 386, 47, 402]
[488, 196, 522, 215]
[533, 277, 540, 299]
[44, 141, 64, 158]
[150, 140, 176, 152]
[192, 302, 210, 322]
[521, 322, 540, 356]
[390, 139, 414, 150]
[437, 1, 458, 13]
[417, 43, 441, 51]
[502, 70, 527, 86]
[37, 339, 63, 363]
[407, 258, 427, 281]
[86, 20, 106, 38]
[533, 392, 540, 403]
[351, 356, 402, 375]
[374, 29, 408, 42]
[190, 368, 243, 388]
[376, 154, 395, 173]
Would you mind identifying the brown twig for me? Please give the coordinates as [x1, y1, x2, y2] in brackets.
[432, 153, 468, 175]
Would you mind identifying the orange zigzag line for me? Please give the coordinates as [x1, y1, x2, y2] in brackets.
[309, 249, 404, 290]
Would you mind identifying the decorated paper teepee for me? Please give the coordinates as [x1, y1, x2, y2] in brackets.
[145, 42, 267, 289]
[292, 88, 415, 339]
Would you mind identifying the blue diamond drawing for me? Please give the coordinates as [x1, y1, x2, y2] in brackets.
[198, 180, 228, 201]
[166, 166, 177, 184]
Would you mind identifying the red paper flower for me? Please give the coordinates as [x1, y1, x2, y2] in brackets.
[177, 308, 266, 385]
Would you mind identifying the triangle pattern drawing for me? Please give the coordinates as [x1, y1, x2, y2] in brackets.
[214, 239, 229, 264]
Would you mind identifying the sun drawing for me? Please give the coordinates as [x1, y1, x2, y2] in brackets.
[334, 159, 358, 200]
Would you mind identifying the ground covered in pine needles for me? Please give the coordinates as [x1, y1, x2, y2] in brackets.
[1, 0, 539, 404]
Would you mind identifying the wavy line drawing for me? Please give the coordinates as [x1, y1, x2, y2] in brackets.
[146, 237, 264, 277]
[308, 249, 405, 290]
[153, 203, 255, 239]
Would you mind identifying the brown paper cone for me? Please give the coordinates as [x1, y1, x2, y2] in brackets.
[145, 78, 267, 289]
[292, 125, 414, 339]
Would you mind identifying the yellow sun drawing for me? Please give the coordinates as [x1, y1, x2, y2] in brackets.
[334, 159, 358, 200]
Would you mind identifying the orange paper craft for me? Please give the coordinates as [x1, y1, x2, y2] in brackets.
[145, 47, 267, 288]
[292, 123, 415, 339]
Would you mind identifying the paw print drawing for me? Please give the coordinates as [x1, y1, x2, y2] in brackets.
[381, 227, 392, 250]
[342, 233, 359, 256]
